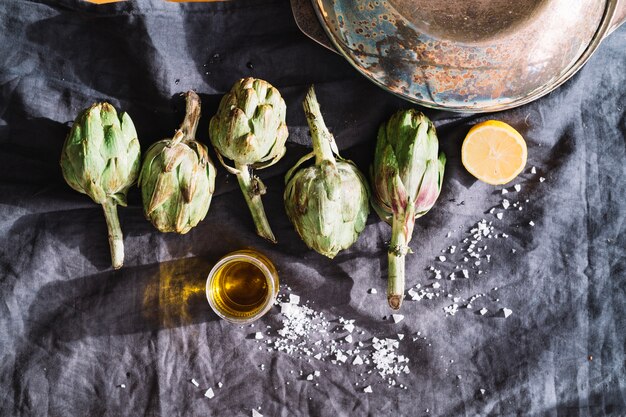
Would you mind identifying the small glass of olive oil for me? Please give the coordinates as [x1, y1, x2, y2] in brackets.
[206, 250, 279, 324]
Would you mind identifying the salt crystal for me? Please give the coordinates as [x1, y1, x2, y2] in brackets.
[479, 308, 488, 315]
[449, 272, 456, 280]
[252, 410, 263, 417]
[496, 213, 503, 220]
[486, 255, 491, 262]
[392, 314, 404, 324]
[446, 231, 452, 238]
[289, 294, 300, 305]
[540, 177, 546, 182]
[514, 184, 521, 192]
[489, 208, 495, 214]
[204, 388, 214, 399]
[306, 374, 313, 381]
[255, 332, 263, 340]
[502, 199, 510, 209]
[363, 385, 373, 393]
[345, 335, 353, 343]
[450, 246, 456, 254]
[432, 282, 441, 289]
[511, 249, 516, 253]
[344, 323, 355, 333]
[353, 355, 364, 365]
[529, 221, 535, 227]
[217, 382, 223, 388]
[191, 379, 199, 387]
[531, 166, 537, 174]
[462, 269, 469, 279]
[397, 333, 404, 340]
[119, 384, 126, 388]
[474, 261, 481, 266]
[335, 351, 348, 363]
[501, 188, 508, 194]
[444, 304, 459, 316]
[314, 371, 320, 377]
[438, 256, 447, 262]
[368, 288, 377, 294]
[480, 389, 486, 395]
[501, 308, 513, 318]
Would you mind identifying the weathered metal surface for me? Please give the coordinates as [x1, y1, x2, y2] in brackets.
[303, 0, 623, 112]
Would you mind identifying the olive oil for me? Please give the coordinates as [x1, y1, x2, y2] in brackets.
[206, 250, 279, 323]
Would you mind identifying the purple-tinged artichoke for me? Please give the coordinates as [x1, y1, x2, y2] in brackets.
[209, 78, 288, 243]
[371, 110, 446, 310]
[284, 86, 370, 258]
[139, 91, 216, 234]
[60, 102, 141, 269]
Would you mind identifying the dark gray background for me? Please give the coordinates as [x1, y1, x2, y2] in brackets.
[0, 1, 624, 416]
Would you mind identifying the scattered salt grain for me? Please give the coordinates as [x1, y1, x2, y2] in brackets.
[480, 389, 486, 395]
[345, 335, 353, 344]
[397, 333, 404, 340]
[363, 385, 373, 393]
[501, 188, 508, 194]
[496, 213, 503, 220]
[502, 199, 510, 209]
[204, 388, 215, 399]
[344, 323, 355, 333]
[392, 314, 404, 324]
[119, 384, 126, 389]
[306, 374, 314, 381]
[529, 221, 535, 227]
[444, 304, 459, 316]
[191, 379, 199, 387]
[539, 177, 546, 182]
[479, 308, 488, 315]
[289, 294, 300, 305]
[217, 382, 223, 388]
[432, 282, 441, 289]
[353, 355, 364, 365]
[369, 288, 378, 294]
[462, 269, 469, 279]
[531, 166, 537, 174]
[252, 410, 263, 417]
[514, 184, 521, 192]
[255, 332, 263, 340]
[501, 308, 513, 318]
[438, 256, 447, 262]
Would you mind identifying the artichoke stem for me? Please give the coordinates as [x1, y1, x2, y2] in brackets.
[102, 200, 124, 269]
[236, 164, 277, 243]
[388, 214, 409, 310]
[303, 86, 336, 165]
[176, 91, 202, 144]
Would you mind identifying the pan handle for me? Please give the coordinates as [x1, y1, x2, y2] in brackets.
[290, 0, 337, 53]
[608, 0, 626, 34]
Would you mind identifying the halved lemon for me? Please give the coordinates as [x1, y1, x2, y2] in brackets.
[461, 120, 527, 185]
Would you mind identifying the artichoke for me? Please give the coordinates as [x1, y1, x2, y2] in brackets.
[209, 77, 288, 243]
[371, 110, 446, 310]
[284, 86, 370, 258]
[139, 91, 216, 234]
[60, 102, 141, 269]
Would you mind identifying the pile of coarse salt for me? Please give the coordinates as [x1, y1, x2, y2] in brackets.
[250, 289, 411, 389]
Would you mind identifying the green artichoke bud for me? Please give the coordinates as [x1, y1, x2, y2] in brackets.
[60, 102, 141, 269]
[284, 86, 370, 258]
[139, 91, 216, 234]
[371, 110, 446, 310]
[209, 77, 288, 243]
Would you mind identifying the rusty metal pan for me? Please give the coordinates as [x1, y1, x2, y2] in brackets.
[292, 0, 626, 112]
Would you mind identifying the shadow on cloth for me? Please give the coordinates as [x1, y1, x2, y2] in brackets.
[26, 257, 219, 342]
